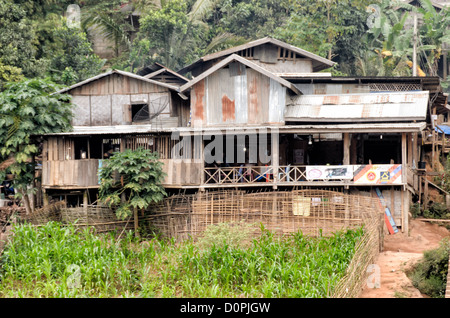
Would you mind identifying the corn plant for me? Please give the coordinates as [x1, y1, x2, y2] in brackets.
[0, 221, 365, 298]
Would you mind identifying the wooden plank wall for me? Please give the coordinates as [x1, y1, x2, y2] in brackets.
[42, 135, 202, 188]
[160, 159, 202, 185]
[69, 73, 172, 127]
[70, 73, 167, 96]
[43, 138, 75, 161]
[42, 160, 100, 187]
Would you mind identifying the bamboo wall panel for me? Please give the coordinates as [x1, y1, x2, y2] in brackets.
[111, 95, 131, 125]
[130, 93, 149, 103]
[91, 95, 112, 126]
[67, 72, 173, 127]
[71, 95, 91, 126]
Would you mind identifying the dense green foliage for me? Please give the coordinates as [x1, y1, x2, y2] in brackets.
[407, 238, 450, 298]
[48, 23, 106, 85]
[0, 222, 364, 297]
[0, 79, 73, 213]
[0, 222, 150, 297]
[1, 0, 449, 80]
[0, 0, 47, 79]
[98, 148, 167, 220]
[179, 225, 365, 297]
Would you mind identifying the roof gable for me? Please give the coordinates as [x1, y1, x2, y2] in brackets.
[179, 54, 301, 95]
[55, 69, 179, 95]
[178, 37, 335, 75]
[137, 62, 189, 86]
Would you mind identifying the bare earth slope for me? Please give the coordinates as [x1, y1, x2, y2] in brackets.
[359, 219, 450, 298]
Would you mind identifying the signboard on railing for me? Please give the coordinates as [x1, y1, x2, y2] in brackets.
[353, 164, 402, 184]
[306, 165, 354, 180]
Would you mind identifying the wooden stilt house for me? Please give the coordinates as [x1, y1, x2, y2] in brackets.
[41, 37, 447, 233]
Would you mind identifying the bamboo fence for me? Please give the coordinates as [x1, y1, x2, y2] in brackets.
[148, 189, 384, 239]
[26, 202, 135, 233]
[148, 189, 385, 298]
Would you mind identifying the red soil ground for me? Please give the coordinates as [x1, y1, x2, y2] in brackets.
[358, 219, 450, 298]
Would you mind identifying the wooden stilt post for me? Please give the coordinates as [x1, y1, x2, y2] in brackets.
[43, 190, 49, 207]
[83, 190, 88, 212]
[401, 133, 408, 231]
[343, 133, 350, 166]
[271, 130, 279, 189]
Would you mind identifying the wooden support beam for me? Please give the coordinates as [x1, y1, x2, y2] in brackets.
[343, 133, 350, 166]
[402, 133, 407, 183]
[432, 129, 436, 170]
[271, 131, 279, 189]
[407, 132, 412, 167]
[83, 190, 88, 213]
[43, 191, 49, 207]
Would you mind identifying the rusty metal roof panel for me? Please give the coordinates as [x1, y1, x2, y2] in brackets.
[285, 91, 429, 122]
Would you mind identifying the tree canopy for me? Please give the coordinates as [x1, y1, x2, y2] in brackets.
[0, 78, 73, 213]
[98, 148, 167, 221]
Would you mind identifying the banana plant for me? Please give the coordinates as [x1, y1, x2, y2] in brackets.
[361, 0, 413, 76]
[414, 0, 450, 76]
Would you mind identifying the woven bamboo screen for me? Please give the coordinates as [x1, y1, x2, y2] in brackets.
[148, 189, 384, 241]
[148, 189, 384, 298]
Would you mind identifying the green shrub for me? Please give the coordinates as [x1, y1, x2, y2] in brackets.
[423, 203, 450, 219]
[196, 220, 257, 250]
[407, 238, 450, 298]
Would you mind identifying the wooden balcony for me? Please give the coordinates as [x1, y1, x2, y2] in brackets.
[42, 159, 408, 190]
[203, 164, 405, 188]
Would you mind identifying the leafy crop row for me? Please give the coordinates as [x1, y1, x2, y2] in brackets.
[0, 222, 364, 298]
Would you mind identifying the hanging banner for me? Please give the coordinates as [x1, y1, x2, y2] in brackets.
[353, 164, 402, 184]
[306, 165, 354, 180]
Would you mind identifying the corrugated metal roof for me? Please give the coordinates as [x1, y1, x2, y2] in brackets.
[285, 91, 429, 122]
[43, 122, 427, 137]
[44, 125, 154, 136]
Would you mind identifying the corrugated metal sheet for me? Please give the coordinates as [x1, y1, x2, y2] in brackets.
[194, 66, 285, 127]
[43, 122, 427, 137]
[285, 91, 429, 122]
[47, 125, 154, 136]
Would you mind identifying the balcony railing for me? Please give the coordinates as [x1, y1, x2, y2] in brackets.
[204, 164, 404, 186]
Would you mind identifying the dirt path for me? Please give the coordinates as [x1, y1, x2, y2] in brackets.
[359, 219, 450, 298]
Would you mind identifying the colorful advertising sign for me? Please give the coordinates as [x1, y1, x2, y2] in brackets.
[353, 164, 402, 184]
[306, 165, 354, 180]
